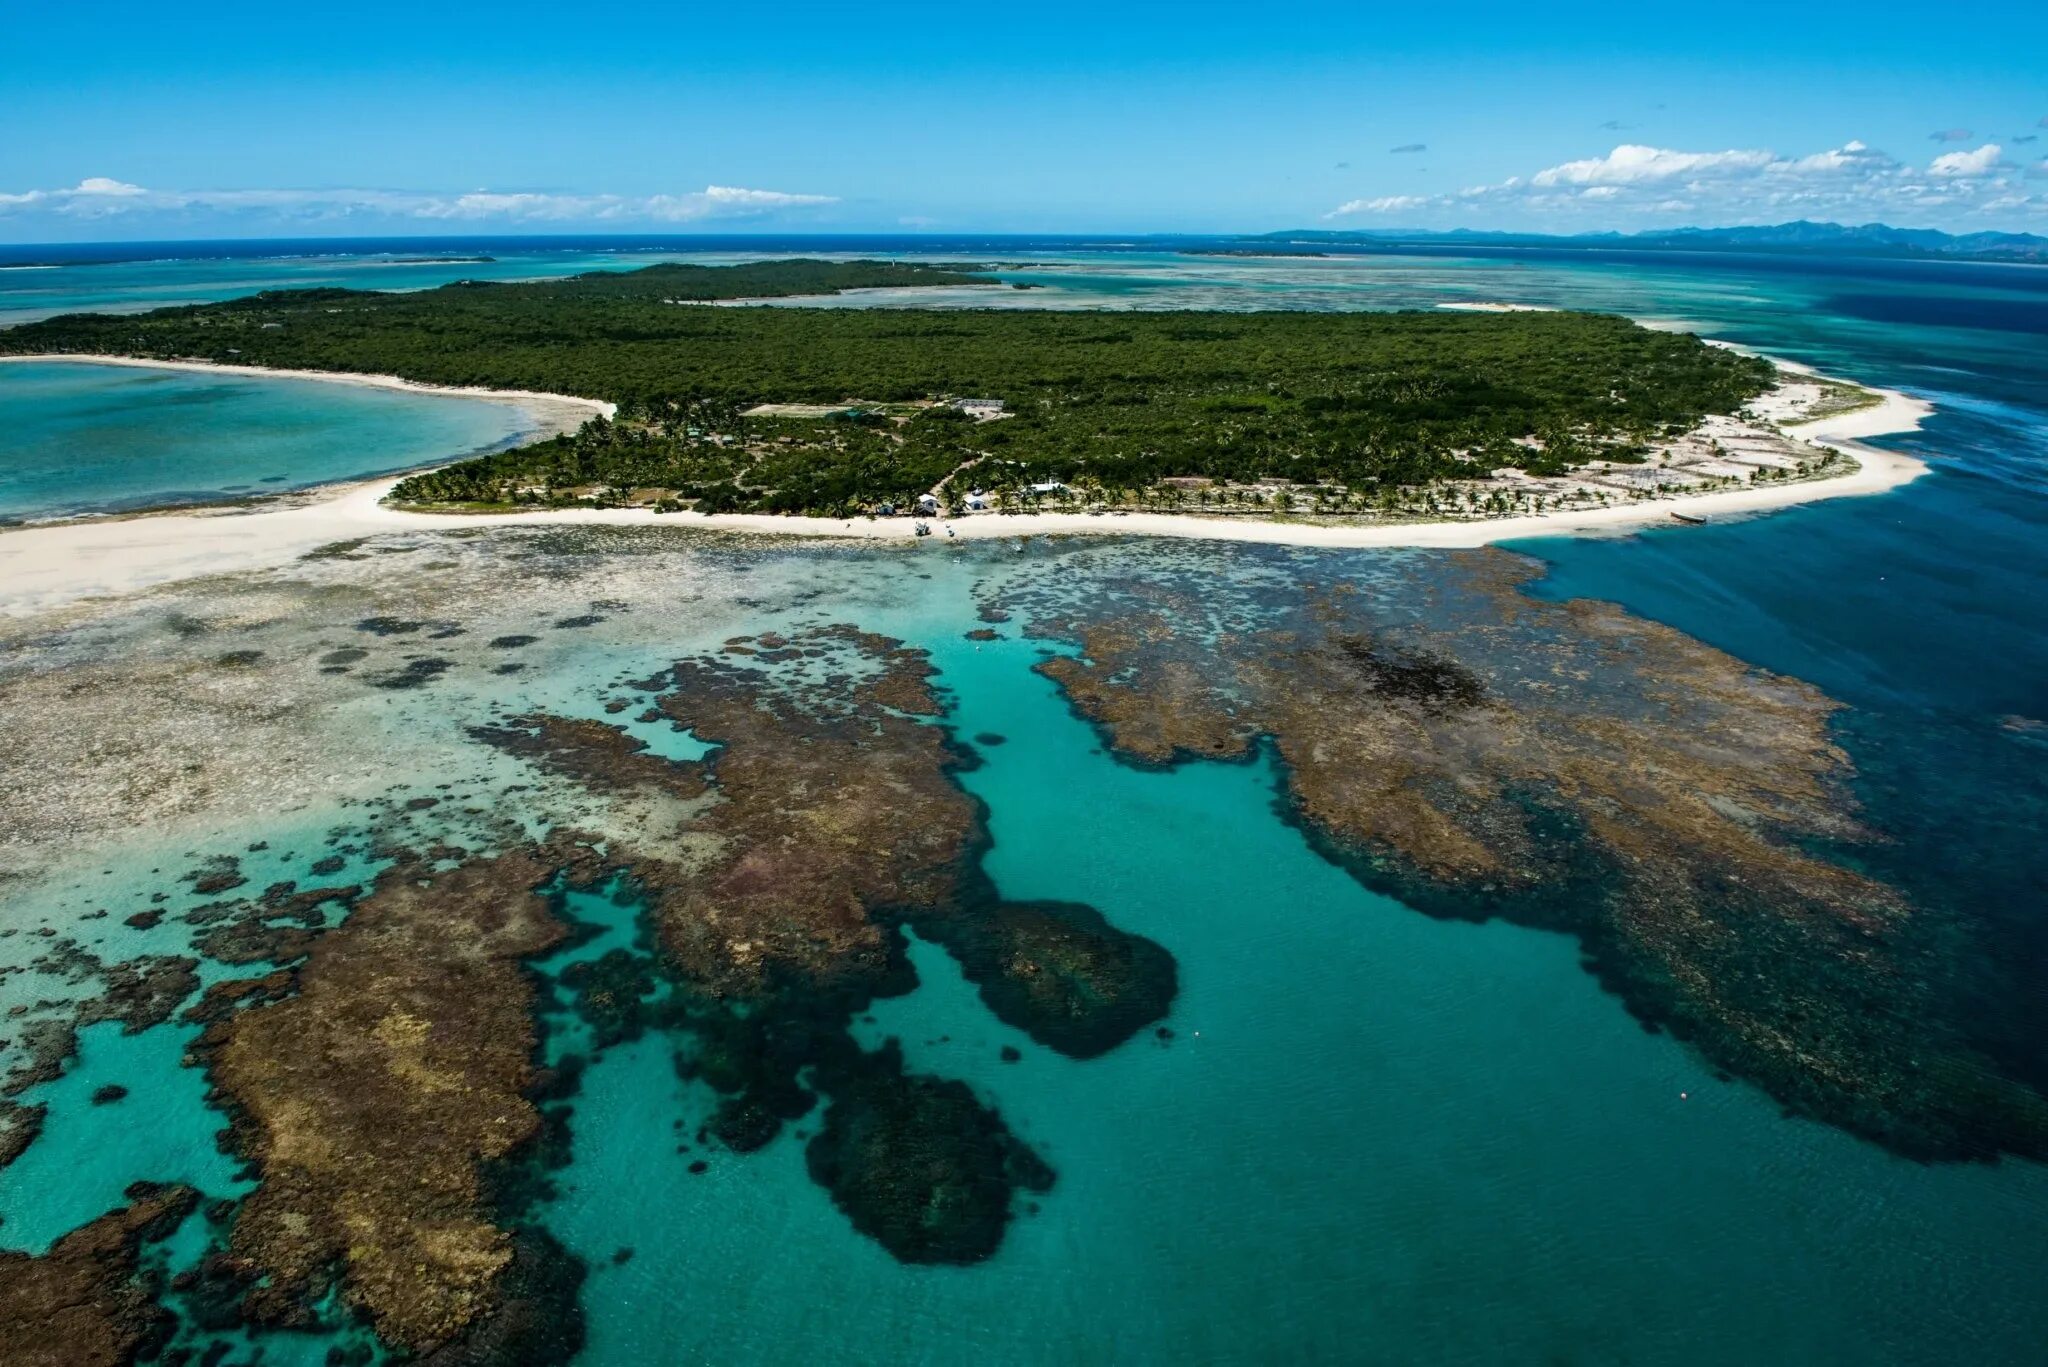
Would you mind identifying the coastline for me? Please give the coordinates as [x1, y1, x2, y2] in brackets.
[0, 354, 1930, 618]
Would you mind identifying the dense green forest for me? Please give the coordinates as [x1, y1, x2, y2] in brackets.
[3, 259, 1775, 516]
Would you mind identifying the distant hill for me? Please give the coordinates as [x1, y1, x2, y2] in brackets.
[1255, 221, 2048, 263]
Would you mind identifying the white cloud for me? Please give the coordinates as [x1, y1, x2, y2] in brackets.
[1531, 144, 1775, 187]
[1323, 138, 2042, 226]
[1927, 144, 2004, 178]
[1325, 195, 1431, 217]
[0, 177, 149, 207]
[701, 185, 834, 209]
[0, 179, 839, 225]
[1785, 140, 1889, 174]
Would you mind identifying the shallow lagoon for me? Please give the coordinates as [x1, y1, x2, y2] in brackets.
[0, 360, 538, 520]
[0, 535, 2043, 1365]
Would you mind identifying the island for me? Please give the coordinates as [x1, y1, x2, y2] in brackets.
[5, 257, 1868, 524]
[377, 254, 498, 264]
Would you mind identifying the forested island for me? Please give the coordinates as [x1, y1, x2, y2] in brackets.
[4, 258, 1778, 518]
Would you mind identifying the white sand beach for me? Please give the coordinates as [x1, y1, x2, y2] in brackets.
[0, 355, 1930, 618]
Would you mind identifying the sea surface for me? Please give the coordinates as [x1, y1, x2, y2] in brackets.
[0, 360, 540, 520]
[0, 237, 2043, 1365]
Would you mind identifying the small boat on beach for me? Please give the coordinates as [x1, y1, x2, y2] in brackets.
[1670, 510, 1707, 525]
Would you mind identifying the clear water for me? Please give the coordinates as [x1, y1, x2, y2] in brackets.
[548, 605, 2048, 1365]
[0, 243, 719, 326]
[0, 359, 543, 519]
[1, 239, 2044, 1364]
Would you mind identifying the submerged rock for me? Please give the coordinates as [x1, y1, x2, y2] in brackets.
[902, 896, 1176, 1059]
[559, 949, 658, 1050]
[806, 1042, 1052, 1265]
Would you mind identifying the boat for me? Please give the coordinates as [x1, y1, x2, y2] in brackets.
[1670, 510, 1707, 525]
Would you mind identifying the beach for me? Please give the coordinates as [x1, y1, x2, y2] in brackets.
[0, 355, 1929, 618]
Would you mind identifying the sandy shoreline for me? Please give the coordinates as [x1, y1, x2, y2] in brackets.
[0, 354, 1930, 618]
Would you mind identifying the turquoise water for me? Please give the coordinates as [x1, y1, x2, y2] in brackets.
[0, 359, 539, 519]
[0, 542, 2042, 1363]
[544, 609, 2048, 1365]
[0, 246, 710, 326]
[1, 1021, 247, 1251]
[1, 241, 2045, 1363]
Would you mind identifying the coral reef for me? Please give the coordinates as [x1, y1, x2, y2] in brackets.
[476, 625, 1177, 1257]
[0, 1183, 196, 1367]
[197, 847, 584, 1354]
[998, 545, 2048, 1159]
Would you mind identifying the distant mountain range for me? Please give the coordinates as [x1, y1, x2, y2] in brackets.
[1255, 221, 2048, 263]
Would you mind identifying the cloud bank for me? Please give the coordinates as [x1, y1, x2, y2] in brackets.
[1327, 139, 2042, 226]
[0, 180, 839, 226]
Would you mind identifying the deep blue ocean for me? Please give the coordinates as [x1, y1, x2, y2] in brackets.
[0, 237, 2043, 1365]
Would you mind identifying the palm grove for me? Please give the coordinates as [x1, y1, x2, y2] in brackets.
[4, 260, 1775, 517]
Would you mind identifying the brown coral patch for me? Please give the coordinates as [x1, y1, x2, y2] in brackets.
[198, 847, 578, 1354]
[0, 1098, 44, 1170]
[0, 1184, 196, 1367]
[640, 640, 974, 995]
[470, 715, 706, 803]
[1002, 545, 2048, 1159]
[1036, 616, 1254, 767]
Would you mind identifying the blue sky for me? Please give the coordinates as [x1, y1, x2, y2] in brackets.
[4, 0, 2046, 240]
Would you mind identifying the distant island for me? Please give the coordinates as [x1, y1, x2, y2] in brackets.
[1255, 219, 2048, 264]
[5, 258, 1794, 521]
[1179, 248, 1335, 259]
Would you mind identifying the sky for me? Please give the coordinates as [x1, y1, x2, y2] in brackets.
[4, 0, 2046, 242]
